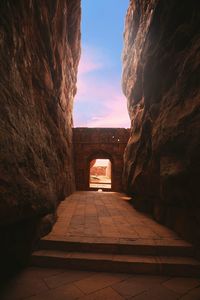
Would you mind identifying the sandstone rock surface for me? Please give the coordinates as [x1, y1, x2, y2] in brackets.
[0, 0, 80, 266]
[123, 0, 200, 244]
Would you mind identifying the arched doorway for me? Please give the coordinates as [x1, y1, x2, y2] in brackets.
[73, 128, 130, 191]
[87, 151, 113, 191]
[89, 159, 112, 189]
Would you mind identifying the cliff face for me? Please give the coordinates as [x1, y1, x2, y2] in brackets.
[123, 0, 200, 243]
[0, 0, 80, 266]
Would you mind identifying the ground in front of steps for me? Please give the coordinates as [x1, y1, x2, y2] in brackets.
[1, 267, 200, 300]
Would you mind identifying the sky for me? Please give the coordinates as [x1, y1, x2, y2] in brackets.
[73, 0, 130, 128]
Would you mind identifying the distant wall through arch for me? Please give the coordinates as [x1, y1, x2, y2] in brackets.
[73, 128, 130, 191]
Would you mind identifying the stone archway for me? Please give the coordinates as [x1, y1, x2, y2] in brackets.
[73, 128, 130, 191]
[87, 151, 113, 190]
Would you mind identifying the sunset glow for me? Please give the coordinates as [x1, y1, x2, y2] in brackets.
[73, 0, 130, 128]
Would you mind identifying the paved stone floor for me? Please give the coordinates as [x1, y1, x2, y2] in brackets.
[2, 192, 200, 299]
[1, 267, 200, 300]
[46, 191, 189, 246]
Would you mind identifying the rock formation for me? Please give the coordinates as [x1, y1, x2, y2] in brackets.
[0, 0, 80, 268]
[123, 0, 200, 244]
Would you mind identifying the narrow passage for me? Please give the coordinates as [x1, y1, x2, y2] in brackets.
[46, 191, 188, 246]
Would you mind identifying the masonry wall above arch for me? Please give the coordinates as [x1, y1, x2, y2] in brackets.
[73, 128, 130, 191]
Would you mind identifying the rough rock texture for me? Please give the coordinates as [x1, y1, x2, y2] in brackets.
[0, 0, 80, 267]
[123, 0, 200, 245]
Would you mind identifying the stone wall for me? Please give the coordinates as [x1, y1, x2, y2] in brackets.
[0, 0, 80, 268]
[91, 166, 107, 177]
[122, 0, 200, 244]
[73, 128, 130, 191]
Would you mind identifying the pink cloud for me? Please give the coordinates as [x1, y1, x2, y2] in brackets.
[74, 45, 130, 128]
[76, 74, 121, 103]
[78, 45, 105, 75]
[78, 55, 102, 75]
[87, 92, 130, 128]
[75, 80, 130, 127]
[75, 46, 105, 99]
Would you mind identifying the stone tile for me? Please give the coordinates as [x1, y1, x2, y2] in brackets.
[64, 236, 92, 242]
[74, 272, 129, 294]
[70, 252, 113, 260]
[27, 283, 84, 300]
[78, 287, 124, 300]
[113, 255, 158, 274]
[92, 237, 120, 244]
[123, 238, 156, 246]
[113, 254, 156, 263]
[162, 277, 200, 294]
[134, 226, 160, 239]
[14, 267, 63, 279]
[158, 256, 200, 265]
[39, 250, 71, 258]
[44, 191, 183, 243]
[180, 286, 200, 299]
[1, 272, 48, 300]
[112, 275, 169, 298]
[154, 239, 193, 247]
[44, 270, 94, 289]
[130, 285, 179, 300]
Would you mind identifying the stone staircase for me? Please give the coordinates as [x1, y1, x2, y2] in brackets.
[31, 192, 200, 277]
[31, 237, 200, 277]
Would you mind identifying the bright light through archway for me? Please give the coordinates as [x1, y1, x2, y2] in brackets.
[89, 159, 111, 189]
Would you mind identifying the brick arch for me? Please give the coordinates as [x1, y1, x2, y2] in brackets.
[87, 150, 114, 190]
[87, 150, 114, 166]
[73, 128, 130, 191]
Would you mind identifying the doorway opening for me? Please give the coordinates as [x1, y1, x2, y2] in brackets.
[89, 159, 111, 189]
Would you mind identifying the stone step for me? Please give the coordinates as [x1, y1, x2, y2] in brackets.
[31, 250, 200, 277]
[38, 237, 194, 257]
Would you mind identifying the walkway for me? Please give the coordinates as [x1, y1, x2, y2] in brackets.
[46, 191, 188, 245]
[1, 267, 200, 300]
[32, 191, 200, 277]
[2, 192, 200, 300]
